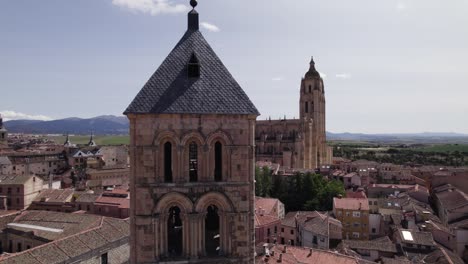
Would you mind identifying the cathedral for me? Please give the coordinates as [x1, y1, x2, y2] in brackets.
[124, 1, 258, 263]
[255, 58, 332, 169]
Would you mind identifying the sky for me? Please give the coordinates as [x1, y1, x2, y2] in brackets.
[1, 0, 467, 133]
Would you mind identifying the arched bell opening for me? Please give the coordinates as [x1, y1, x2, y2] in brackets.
[205, 205, 220, 256]
[167, 206, 183, 257]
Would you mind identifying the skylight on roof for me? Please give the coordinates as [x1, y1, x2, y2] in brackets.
[7, 223, 64, 233]
[402, 230, 413, 241]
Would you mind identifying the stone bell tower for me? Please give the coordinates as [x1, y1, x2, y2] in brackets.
[0, 114, 8, 145]
[299, 57, 327, 169]
[124, 1, 259, 263]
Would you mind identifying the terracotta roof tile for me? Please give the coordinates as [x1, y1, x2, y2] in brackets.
[333, 198, 369, 211]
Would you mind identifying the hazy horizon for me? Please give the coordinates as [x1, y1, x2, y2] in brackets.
[1, 0, 467, 134]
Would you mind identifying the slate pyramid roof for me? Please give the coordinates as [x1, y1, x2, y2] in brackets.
[124, 11, 259, 116]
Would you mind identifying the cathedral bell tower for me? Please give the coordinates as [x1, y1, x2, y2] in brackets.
[0, 114, 8, 144]
[124, 1, 259, 263]
[299, 57, 327, 169]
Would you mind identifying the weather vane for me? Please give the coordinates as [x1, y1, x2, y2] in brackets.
[190, 0, 197, 9]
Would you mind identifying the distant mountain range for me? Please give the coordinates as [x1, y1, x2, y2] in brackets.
[4, 115, 129, 135]
[4, 115, 468, 144]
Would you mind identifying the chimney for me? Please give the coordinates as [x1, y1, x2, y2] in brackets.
[282, 245, 287, 253]
[277, 253, 282, 263]
[307, 248, 312, 257]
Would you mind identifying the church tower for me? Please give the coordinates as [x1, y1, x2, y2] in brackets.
[87, 132, 97, 147]
[300, 57, 328, 169]
[124, 1, 259, 263]
[0, 114, 8, 144]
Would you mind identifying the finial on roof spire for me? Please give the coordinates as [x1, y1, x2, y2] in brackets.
[310, 56, 315, 65]
[187, 0, 199, 30]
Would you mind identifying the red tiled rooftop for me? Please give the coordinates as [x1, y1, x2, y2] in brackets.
[255, 197, 280, 216]
[256, 244, 362, 264]
[333, 198, 369, 211]
[95, 196, 130, 209]
[346, 190, 367, 199]
[255, 213, 280, 227]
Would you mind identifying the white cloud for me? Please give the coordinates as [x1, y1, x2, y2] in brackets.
[335, 73, 352, 79]
[112, 0, 189, 16]
[272, 77, 284, 81]
[397, 2, 406, 10]
[200, 22, 220, 32]
[0, 111, 53, 121]
[319, 72, 327, 79]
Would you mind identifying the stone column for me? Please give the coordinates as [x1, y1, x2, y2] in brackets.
[180, 212, 188, 257]
[176, 145, 183, 183]
[160, 213, 169, 257]
[153, 215, 160, 260]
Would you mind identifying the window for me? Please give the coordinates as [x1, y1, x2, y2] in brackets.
[353, 223, 360, 228]
[17, 243, 21, 252]
[313, 236, 317, 244]
[352, 211, 361, 217]
[290, 230, 294, 235]
[337, 211, 342, 216]
[308, 85, 312, 93]
[7, 188, 11, 194]
[16, 187, 20, 193]
[373, 201, 377, 205]
[346, 212, 350, 217]
[168, 207, 183, 256]
[16, 198, 19, 205]
[305, 102, 309, 113]
[274, 226, 277, 233]
[164, 142, 173, 182]
[352, 232, 360, 239]
[101, 252, 108, 264]
[188, 53, 200, 78]
[368, 201, 372, 205]
[214, 142, 222, 182]
[189, 142, 198, 182]
[267, 228, 271, 235]
[281, 228, 284, 232]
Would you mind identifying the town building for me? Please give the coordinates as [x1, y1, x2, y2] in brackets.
[280, 212, 301, 246]
[85, 167, 130, 189]
[255, 58, 332, 170]
[124, 1, 259, 262]
[432, 184, 468, 226]
[337, 236, 397, 262]
[5, 151, 67, 177]
[28, 189, 75, 212]
[0, 175, 43, 210]
[0, 211, 129, 263]
[255, 244, 368, 264]
[93, 189, 130, 219]
[297, 211, 342, 249]
[333, 197, 370, 240]
[255, 211, 281, 245]
[255, 197, 285, 219]
[393, 228, 437, 256]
